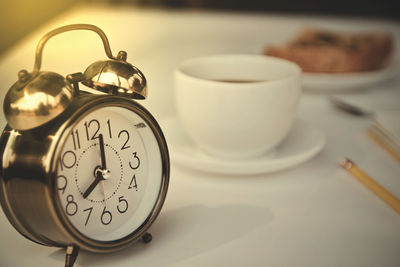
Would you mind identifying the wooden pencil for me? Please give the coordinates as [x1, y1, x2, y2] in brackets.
[368, 129, 400, 163]
[340, 158, 400, 215]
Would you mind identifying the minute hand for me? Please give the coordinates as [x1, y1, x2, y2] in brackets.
[99, 133, 107, 169]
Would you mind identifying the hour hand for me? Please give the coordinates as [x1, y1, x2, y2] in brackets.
[82, 171, 104, 199]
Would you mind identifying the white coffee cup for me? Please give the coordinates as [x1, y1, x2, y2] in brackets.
[174, 54, 301, 159]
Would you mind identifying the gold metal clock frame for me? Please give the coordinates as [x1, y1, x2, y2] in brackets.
[0, 24, 170, 267]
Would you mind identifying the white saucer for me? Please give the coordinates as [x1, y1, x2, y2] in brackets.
[160, 117, 326, 175]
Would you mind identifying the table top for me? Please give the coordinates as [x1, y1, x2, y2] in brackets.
[0, 4, 400, 267]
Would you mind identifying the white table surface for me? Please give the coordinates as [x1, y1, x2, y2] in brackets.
[1, 3, 400, 267]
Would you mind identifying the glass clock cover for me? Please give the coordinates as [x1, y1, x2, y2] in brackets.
[56, 106, 162, 241]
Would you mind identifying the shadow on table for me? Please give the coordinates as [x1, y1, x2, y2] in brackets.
[49, 204, 273, 266]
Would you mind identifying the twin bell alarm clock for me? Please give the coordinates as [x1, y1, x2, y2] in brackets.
[0, 24, 170, 267]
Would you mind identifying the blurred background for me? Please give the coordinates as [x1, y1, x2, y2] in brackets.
[0, 0, 398, 56]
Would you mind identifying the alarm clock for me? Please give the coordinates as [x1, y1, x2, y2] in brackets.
[0, 24, 169, 267]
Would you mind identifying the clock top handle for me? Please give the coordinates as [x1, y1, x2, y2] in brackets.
[33, 24, 117, 74]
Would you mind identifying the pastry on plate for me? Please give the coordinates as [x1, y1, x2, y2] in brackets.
[265, 28, 395, 73]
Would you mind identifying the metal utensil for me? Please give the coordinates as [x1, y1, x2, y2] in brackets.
[329, 96, 375, 117]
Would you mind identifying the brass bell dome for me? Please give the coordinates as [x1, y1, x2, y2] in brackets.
[83, 51, 147, 99]
[3, 71, 75, 130]
[2, 25, 146, 130]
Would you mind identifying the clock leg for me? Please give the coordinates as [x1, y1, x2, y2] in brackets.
[141, 232, 152, 244]
[65, 244, 80, 267]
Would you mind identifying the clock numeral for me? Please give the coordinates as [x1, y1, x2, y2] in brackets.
[128, 174, 138, 191]
[134, 122, 146, 129]
[118, 130, 131, 150]
[71, 129, 81, 150]
[83, 207, 93, 226]
[65, 195, 78, 216]
[129, 152, 140, 170]
[84, 119, 100, 141]
[59, 150, 77, 171]
[101, 206, 112, 225]
[107, 119, 112, 139]
[117, 196, 128, 214]
[57, 175, 67, 194]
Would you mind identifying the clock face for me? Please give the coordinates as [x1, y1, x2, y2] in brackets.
[56, 106, 163, 241]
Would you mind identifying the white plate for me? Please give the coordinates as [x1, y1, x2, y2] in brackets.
[301, 59, 400, 92]
[160, 117, 326, 175]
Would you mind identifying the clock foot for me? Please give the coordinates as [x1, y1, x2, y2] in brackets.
[141, 232, 152, 244]
[65, 244, 80, 267]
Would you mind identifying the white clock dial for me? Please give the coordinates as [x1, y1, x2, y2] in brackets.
[56, 106, 163, 241]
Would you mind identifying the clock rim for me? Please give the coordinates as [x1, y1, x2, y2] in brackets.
[50, 94, 170, 252]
